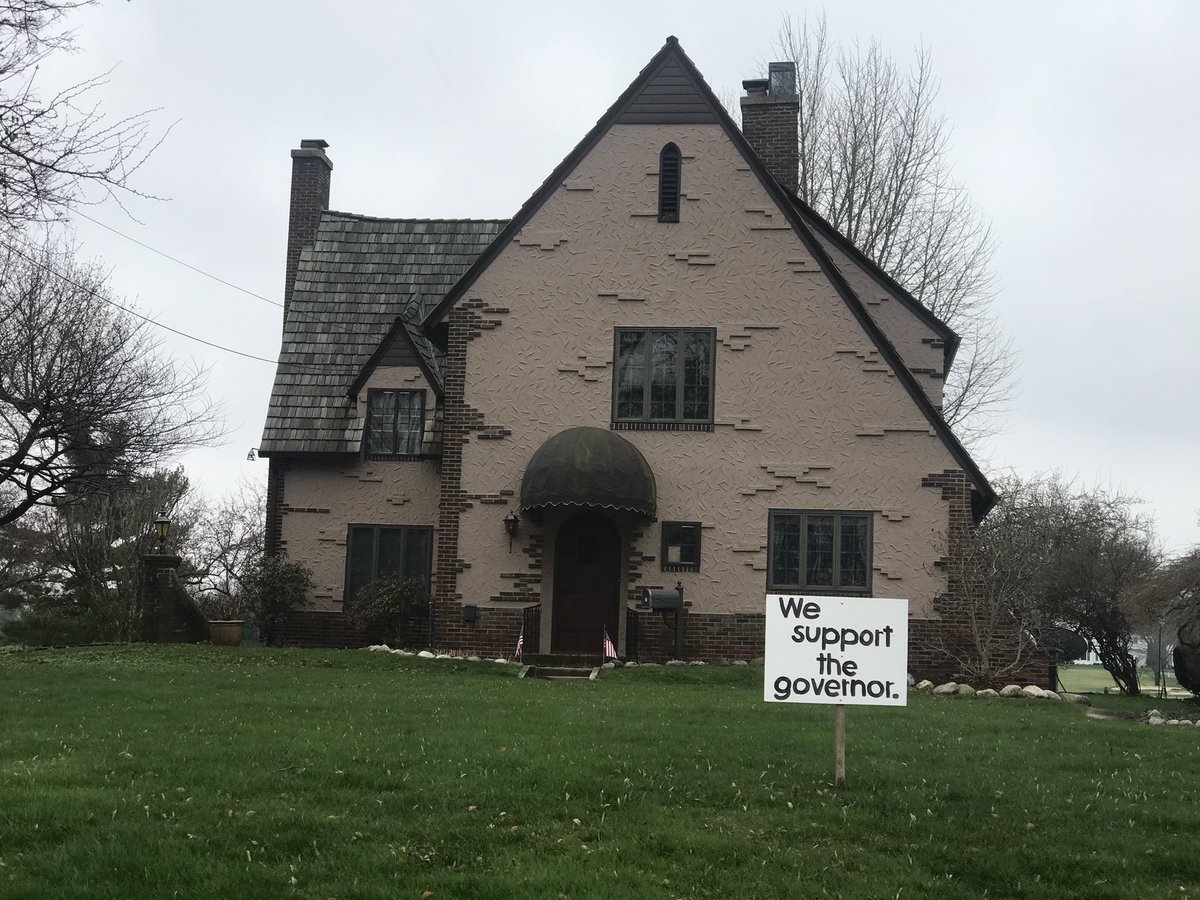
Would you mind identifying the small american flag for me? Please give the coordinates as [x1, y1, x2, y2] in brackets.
[515, 624, 524, 659]
[602, 628, 617, 660]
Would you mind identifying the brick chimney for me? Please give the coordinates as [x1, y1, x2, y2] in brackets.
[740, 62, 799, 194]
[283, 138, 332, 322]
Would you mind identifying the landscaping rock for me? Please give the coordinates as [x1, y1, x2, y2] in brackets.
[435, 654, 453, 660]
[749, 657, 765, 666]
[907, 674, 916, 686]
[932, 682, 959, 695]
[957, 684, 976, 697]
[417, 650, 436, 659]
[1041, 690, 1062, 701]
[976, 689, 999, 698]
[999, 685, 1024, 697]
[466, 656, 481, 662]
[1148, 716, 1166, 726]
[1059, 692, 1090, 705]
[688, 660, 706, 666]
[367, 644, 390, 652]
[492, 658, 508, 664]
[1020, 685, 1045, 699]
[391, 649, 413, 656]
[731, 660, 749, 667]
[601, 662, 616, 670]
[624, 661, 639, 667]
[915, 680, 934, 691]
[666, 660, 687, 667]
[1166, 719, 1182, 726]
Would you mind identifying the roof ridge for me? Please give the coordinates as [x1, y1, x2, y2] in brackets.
[322, 209, 509, 225]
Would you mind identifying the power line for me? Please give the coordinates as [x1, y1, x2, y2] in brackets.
[0, 237, 356, 372]
[71, 209, 397, 340]
[73, 209, 284, 308]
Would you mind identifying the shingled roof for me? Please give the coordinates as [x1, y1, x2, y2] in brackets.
[259, 212, 507, 455]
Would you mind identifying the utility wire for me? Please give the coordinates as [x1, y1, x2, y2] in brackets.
[0, 237, 355, 372]
[71, 209, 399, 340]
[73, 209, 284, 308]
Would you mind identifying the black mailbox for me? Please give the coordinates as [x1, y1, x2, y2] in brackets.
[641, 586, 683, 610]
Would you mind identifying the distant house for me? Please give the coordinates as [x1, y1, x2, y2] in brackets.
[259, 38, 1037, 682]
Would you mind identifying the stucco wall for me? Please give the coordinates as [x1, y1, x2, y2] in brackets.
[451, 123, 963, 639]
[279, 364, 441, 609]
[813, 233, 947, 409]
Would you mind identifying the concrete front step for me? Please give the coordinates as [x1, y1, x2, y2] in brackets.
[521, 653, 605, 668]
[519, 665, 601, 681]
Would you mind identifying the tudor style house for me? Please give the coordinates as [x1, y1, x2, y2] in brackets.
[260, 38, 1027, 681]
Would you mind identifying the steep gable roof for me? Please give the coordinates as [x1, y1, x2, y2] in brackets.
[421, 36, 995, 516]
[259, 213, 505, 455]
[788, 196, 961, 372]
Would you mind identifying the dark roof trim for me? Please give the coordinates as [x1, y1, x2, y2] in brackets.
[257, 449, 356, 460]
[789, 198, 962, 372]
[349, 320, 444, 399]
[421, 35, 994, 517]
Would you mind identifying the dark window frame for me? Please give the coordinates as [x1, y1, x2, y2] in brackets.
[658, 143, 682, 223]
[766, 509, 873, 594]
[661, 521, 701, 572]
[611, 327, 716, 430]
[343, 524, 434, 604]
[364, 388, 427, 460]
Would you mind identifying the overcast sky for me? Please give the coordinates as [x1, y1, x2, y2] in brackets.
[44, 1, 1200, 554]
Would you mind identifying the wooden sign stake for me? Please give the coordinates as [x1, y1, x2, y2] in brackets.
[834, 704, 846, 788]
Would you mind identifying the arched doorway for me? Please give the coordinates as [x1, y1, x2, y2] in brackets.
[552, 511, 621, 654]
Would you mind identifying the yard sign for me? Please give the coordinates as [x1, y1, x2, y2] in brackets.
[764, 595, 909, 787]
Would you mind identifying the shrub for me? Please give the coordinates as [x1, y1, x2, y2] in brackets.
[345, 576, 430, 646]
[242, 556, 312, 646]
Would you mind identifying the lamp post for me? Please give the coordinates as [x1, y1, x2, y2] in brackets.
[153, 511, 171, 553]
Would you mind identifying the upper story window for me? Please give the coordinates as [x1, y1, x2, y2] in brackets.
[365, 389, 425, 457]
[767, 510, 872, 594]
[658, 143, 681, 223]
[612, 327, 714, 430]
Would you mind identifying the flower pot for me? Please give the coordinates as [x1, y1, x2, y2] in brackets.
[209, 620, 245, 646]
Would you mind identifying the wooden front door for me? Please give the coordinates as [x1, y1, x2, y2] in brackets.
[552, 512, 621, 654]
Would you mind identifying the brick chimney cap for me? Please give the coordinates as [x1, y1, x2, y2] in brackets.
[665, 35, 678, 44]
[742, 78, 769, 94]
[300, 139, 329, 150]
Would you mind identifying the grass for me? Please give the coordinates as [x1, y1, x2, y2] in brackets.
[1057, 664, 1179, 694]
[0, 645, 1198, 899]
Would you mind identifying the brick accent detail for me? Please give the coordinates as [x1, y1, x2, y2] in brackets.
[276, 610, 431, 650]
[434, 298, 513, 647]
[625, 526, 656, 605]
[916, 470, 1052, 688]
[265, 458, 287, 556]
[626, 608, 764, 662]
[740, 94, 799, 194]
[490, 534, 543, 604]
[284, 140, 332, 323]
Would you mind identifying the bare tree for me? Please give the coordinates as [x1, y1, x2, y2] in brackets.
[0, 241, 220, 527]
[776, 15, 1014, 445]
[190, 477, 266, 619]
[936, 478, 1058, 685]
[0, 1, 165, 231]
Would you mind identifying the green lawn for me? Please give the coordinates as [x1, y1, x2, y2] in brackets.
[1057, 664, 1180, 696]
[1, 646, 1198, 899]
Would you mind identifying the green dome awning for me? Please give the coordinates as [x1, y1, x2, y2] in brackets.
[520, 427, 656, 518]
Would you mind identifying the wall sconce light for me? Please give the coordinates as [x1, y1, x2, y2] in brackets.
[153, 511, 171, 551]
[503, 512, 520, 551]
[246, 448, 258, 461]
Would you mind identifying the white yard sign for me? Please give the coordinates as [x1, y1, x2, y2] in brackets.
[764, 595, 909, 707]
